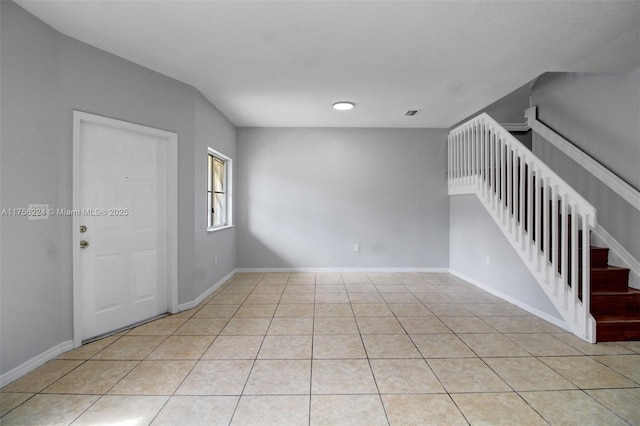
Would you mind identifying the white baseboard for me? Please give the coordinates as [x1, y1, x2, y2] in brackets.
[1, 270, 238, 388]
[592, 225, 640, 289]
[177, 269, 237, 311]
[0, 340, 74, 388]
[449, 269, 571, 332]
[236, 267, 450, 274]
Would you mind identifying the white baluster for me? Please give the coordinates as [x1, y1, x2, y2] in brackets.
[560, 195, 569, 308]
[498, 135, 504, 220]
[527, 162, 534, 260]
[518, 158, 526, 250]
[551, 185, 559, 295]
[489, 132, 496, 211]
[455, 131, 460, 184]
[570, 203, 579, 312]
[481, 122, 487, 198]
[507, 146, 513, 234]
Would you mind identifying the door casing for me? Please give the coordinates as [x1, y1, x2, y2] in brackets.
[72, 111, 178, 347]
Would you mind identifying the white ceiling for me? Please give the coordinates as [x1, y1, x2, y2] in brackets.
[14, 0, 640, 128]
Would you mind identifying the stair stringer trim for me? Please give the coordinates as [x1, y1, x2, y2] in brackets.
[454, 185, 596, 342]
[592, 224, 640, 290]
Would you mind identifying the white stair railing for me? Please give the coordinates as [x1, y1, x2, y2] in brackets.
[449, 113, 597, 342]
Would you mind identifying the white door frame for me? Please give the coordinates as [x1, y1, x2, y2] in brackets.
[72, 111, 178, 347]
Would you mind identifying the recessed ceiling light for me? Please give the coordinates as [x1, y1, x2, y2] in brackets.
[332, 101, 355, 111]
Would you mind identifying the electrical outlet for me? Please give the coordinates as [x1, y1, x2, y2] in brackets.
[354, 244, 360, 252]
[485, 256, 491, 266]
[214, 255, 219, 265]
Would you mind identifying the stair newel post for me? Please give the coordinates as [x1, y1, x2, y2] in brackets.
[581, 211, 593, 342]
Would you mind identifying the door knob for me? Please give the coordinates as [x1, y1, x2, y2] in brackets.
[80, 240, 90, 249]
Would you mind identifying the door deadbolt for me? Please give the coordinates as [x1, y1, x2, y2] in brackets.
[80, 225, 87, 233]
[80, 240, 90, 249]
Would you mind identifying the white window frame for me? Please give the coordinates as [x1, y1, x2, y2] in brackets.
[207, 147, 233, 232]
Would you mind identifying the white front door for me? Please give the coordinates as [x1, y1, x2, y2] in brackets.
[73, 112, 177, 342]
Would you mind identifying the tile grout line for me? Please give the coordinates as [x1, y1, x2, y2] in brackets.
[361, 274, 394, 426]
[308, 274, 317, 426]
[2, 272, 639, 424]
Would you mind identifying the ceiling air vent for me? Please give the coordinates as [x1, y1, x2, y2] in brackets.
[405, 110, 419, 117]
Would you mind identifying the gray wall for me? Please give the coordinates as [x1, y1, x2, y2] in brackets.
[237, 127, 449, 269]
[452, 81, 531, 128]
[449, 195, 561, 320]
[531, 70, 640, 261]
[1, 0, 66, 377]
[0, 2, 236, 375]
[193, 93, 237, 300]
[452, 80, 533, 149]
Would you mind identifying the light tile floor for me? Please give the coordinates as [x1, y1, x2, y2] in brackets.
[1, 272, 639, 425]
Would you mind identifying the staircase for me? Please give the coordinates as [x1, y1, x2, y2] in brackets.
[589, 245, 640, 341]
[448, 112, 639, 343]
